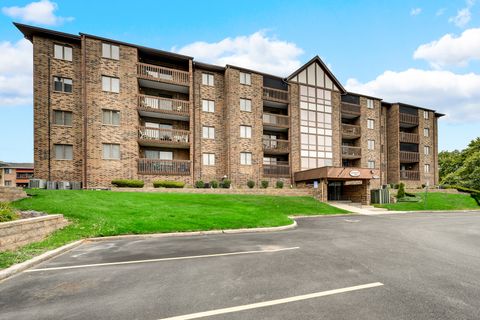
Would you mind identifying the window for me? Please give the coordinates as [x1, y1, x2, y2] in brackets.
[202, 99, 215, 113]
[53, 110, 72, 126]
[145, 150, 173, 160]
[368, 139, 375, 150]
[263, 157, 277, 165]
[368, 160, 375, 169]
[102, 143, 120, 160]
[202, 73, 214, 86]
[239, 72, 251, 85]
[367, 119, 374, 129]
[424, 111, 429, 120]
[424, 128, 430, 137]
[102, 43, 119, 60]
[102, 109, 120, 125]
[53, 77, 72, 93]
[4, 181, 12, 186]
[102, 76, 120, 93]
[54, 144, 73, 160]
[202, 153, 215, 165]
[424, 146, 430, 155]
[367, 99, 374, 109]
[424, 164, 430, 173]
[240, 152, 252, 165]
[240, 98, 252, 112]
[54, 44, 72, 61]
[240, 125, 252, 138]
[202, 126, 215, 139]
[4, 169, 12, 174]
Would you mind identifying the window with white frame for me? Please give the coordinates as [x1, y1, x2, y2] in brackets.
[368, 139, 375, 150]
[5, 181, 12, 186]
[53, 77, 72, 93]
[102, 143, 120, 160]
[367, 99, 374, 109]
[367, 119, 374, 129]
[102, 76, 120, 93]
[202, 99, 215, 112]
[202, 153, 215, 165]
[368, 160, 375, 169]
[102, 43, 120, 60]
[54, 144, 73, 160]
[102, 109, 120, 125]
[424, 128, 430, 137]
[424, 110, 429, 119]
[240, 98, 252, 112]
[240, 152, 252, 165]
[202, 73, 214, 86]
[54, 44, 72, 61]
[240, 125, 252, 138]
[4, 169, 12, 174]
[202, 126, 215, 139]
[424, 164, 430, 173]
[145, 150, 172, 160]
[424, 146, 430, 155]
[53, 110, 72, 126]
[239, 72, 251, 85]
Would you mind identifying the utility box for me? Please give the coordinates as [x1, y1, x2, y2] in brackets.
[57, 181, 71, 190]
[46, 181, 57, 190]
[70, 181, 82, 190]
[371, 188, 390, 204]
[28, 179, 46, 189]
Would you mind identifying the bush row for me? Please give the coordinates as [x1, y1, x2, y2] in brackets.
[111, 179, 144, 188]
[195, 180, 230, 189]
[111, 179, 287, 190]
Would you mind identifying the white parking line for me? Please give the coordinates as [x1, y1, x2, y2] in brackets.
[157, 282, 384, 320]
[25, 246, 300, 272]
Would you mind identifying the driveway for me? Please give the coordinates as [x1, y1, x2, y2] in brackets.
[1, 211, 480, 319]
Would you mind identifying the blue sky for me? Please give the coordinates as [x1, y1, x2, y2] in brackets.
[1, 0, 480, 162]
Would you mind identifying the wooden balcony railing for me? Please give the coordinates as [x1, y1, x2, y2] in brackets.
[263, 139, 289, 153]
[399, 132, 419, 144]
[400, 170, 420, 181]
[341, 102, 361, 116]
[138, 159, 191, 175]
[138, 127, 189, 145]
[263, 87, 289, 103]
[399, 113, 419, 125]
[263, 113, 289, 127]
[138, 94, 189, 116]
[342, 124, 361, 138]
[263, 161, 290, 177]
[400, 151, 420, 162]
[342, 146, 362, 158]
[137, 63, 189, 86]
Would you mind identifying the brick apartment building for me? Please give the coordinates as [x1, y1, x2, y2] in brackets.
[16, 23, 443, 203]
[0, 162, 34, 188]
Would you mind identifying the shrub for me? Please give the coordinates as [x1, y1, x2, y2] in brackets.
[111, 179, 144, 188]
[153, 180, 185, 188]
[195, 180, 205, 188]
[247, 180, 255, 189]
[0, 202, 19, 222]
[261, 180, 269, 189]
[220, 179, 231, 189]
[421, 184, 426, 188]
[397, 182, 406, 199]
[210, 180, 218, 188]
[276, 181, 284, 189]
[472, 193, 480, 205]
[394, 184, 399, 189]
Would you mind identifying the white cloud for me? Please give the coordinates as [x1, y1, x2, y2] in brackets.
[449, 0, 475, 27]
[173, 30, 304, 76]
[410, 8, 422, 16]
[0, 39, 33, 107]
[436, 8, 446, 16]
[2, 0, 73, 26]
[346, 69, 480, 123]
[414, 28, 480, 68]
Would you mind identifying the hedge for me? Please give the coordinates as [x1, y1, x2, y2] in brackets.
[111, 179, 144, 188]
[153, 180, 185, 188]
[442, 185, 480, 206]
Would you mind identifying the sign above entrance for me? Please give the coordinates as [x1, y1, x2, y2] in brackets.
[349, 170, 361, 177]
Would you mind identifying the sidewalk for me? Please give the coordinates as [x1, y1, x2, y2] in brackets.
[327, 201, 403, 215]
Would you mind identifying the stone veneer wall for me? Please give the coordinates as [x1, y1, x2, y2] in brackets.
[386, 104, 400, 184]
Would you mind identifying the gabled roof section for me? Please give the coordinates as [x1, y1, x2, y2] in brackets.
[14, 22, 80, 43]
[287, 56, 346, 93]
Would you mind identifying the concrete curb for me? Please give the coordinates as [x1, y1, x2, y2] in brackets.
[0, 240, 84, 282]
[291, 213, 355, 219]
[377, 209, 480, 214]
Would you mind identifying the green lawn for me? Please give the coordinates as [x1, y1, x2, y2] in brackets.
[0, 190, 347, 269]
[375, 192, 480, 211]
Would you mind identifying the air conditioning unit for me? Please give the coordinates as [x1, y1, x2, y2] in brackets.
[29, 179, 46, 189]
[57, 181, 71, 190]
[70, 181, 82, 190]
[46, 181, 57, 190]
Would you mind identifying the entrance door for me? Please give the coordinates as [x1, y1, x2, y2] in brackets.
[328, 181, 343, 201]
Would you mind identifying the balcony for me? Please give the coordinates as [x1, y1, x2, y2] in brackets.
[263, 161, 290, 177]
[263, 138, 289, 154]
[263, 113, 289, 131]
[399, 113, 419, 126]
[400, 170, 420, 181]
[263, 87, 289, 104]
[138, 159, 191, 175]
[137, 63, 189, 93]
[138, 127, 190, 148]
[342, 124, 361, 139]
[138, 94, 190, 120]
[341, 102, 361, 118]
[400, 151, 420, 163]
[342, 146, 362, 159]
[399, 132, 419, 144]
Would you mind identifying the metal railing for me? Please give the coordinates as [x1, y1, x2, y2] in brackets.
[342, 124, 361, 137]
[400, 170, 420, 180]
[341, 146, 362, 158]
[399, 113, 419, 125]
[138, 94, 189, 116]
[400, 151, 420, 162]
[262, 87, 289, 103]
[138, 159, 191, 175]
[263, 161, 290, 177]
[137, 63, 189, 86]
[399, 132, 419, 144]
[263, 138, 289, 153]
[138, 127, 189, 144]
[262, 113, 289, 127]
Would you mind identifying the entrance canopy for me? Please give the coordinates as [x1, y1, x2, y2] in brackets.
[294, 166, 376, 182]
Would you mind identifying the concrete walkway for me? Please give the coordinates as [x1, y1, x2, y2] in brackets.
[327, 201, 401, 215]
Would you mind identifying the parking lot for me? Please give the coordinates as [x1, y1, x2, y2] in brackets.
[1, 211, 480, 320]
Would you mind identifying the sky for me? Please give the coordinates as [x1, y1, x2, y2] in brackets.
[1, 0, 480, 162]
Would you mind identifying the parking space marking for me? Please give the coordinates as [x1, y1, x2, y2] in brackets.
[157, 282, 384, 320]
[25, 246, 300, 273]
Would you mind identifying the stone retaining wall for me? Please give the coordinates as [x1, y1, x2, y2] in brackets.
[0, 187, 27, 202]
[111, 187, 313, 197]
[0, 215, 69, 252]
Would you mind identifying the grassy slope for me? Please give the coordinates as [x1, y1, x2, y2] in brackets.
[0, 190, 346, 268]
[375, 192, 479, 211]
